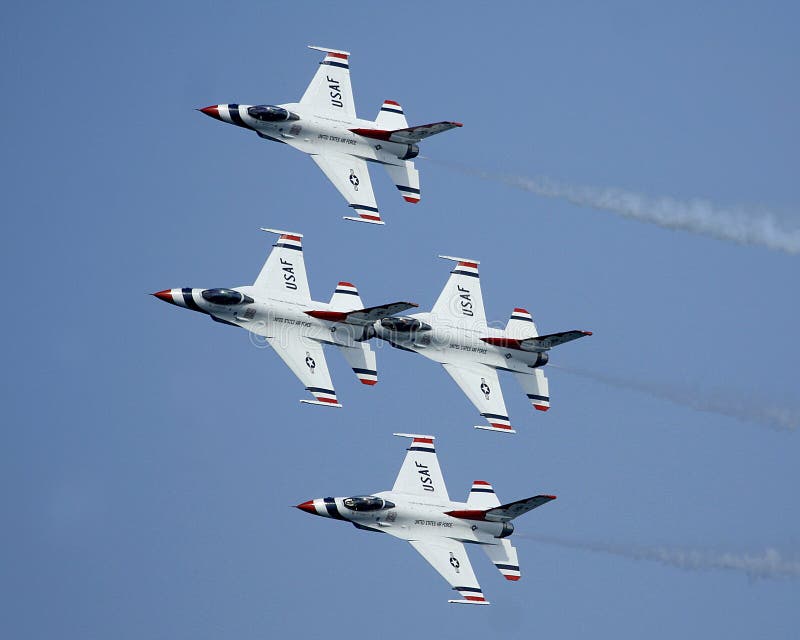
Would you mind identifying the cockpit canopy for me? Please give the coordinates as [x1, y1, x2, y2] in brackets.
[201, 288, 254, 306]
[379, 316, 431, 333]
[247, 105, 299, 122]
[342, 495, 395, 512]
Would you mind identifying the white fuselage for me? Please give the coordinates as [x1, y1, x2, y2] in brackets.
[301, 491, 509, 546]
[158, 286, 367, 349]
[372, 313, 547, 374]
[219, 102, 413, 167]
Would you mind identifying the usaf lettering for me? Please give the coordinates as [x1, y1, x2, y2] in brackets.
[415, 461, 434, 492]
[327, 76, 343, 108]
[280, 257, 298, 290]
[457, 285, 474, 316]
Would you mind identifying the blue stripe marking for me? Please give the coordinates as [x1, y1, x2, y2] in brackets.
[334, 288, 359, 295]
[454, 586, 482, 593]
[396, 185, 421, 194]
[495, 563, 520, 571]
[227, 104, 250, 129]
[470, 488, 495, 493]
[352, 368, 377, 375]
[181, 288, 202, 312]
[323, 498, 346, 520]
[322, 60, 349, 69]
[451, 270, 479, 278]
[511, 315, 533, 322]
[307, 387, 336, 395]
[481, 413, 510, 420]
[380, 106, 403, 114]
[527, 394, 549, 401]
[349, 204, 380, 213]
[275, 243, 303, 251]
[408, 446, 435, 453]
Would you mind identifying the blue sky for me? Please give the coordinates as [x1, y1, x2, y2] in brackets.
[3, 2, 799, 638]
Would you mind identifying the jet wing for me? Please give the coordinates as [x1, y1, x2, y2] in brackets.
[430, 256, 487, 330]
[442, 363, 514, 433]
[306, 301, 418, 326]
[482, 330, 592, 353]
[310, 153, 383, 225]
[252, 229, 311, 304]
[392, 433, 449, 500]
[300, 46, 356, 119]
[408, 539, 489, 605]
[266, 333, 341, 407]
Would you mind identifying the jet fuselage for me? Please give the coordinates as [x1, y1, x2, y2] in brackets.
[200, 103, 415, 166]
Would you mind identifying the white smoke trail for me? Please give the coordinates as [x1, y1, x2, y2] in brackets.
[552, 364, 800, 432]
[427, 160, 800, 254]
[519, 533, 800, 581]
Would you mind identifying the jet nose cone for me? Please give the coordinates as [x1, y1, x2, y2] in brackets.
[152, 289, 174, 303]
[198, 105, 221, 120]
[295, 500, 317, 515]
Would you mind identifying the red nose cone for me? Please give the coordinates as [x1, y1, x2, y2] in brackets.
[152, 289, 174, 303]
[296, 500, 316, 514]
[198, 105, 220, 119]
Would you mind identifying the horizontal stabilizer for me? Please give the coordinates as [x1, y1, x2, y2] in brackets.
[481, 330, 592, 352]
[350, 121, 463, 145]
[305, 302, 418, 325]
[445, 494, 556, 523]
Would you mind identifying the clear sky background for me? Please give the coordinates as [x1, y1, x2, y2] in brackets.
[3, 2, 799, 638]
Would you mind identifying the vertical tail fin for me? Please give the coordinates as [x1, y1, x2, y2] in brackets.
[329, 281, 364, 312]
[483, 540, 520, 581]
[515, 369, 550, 412]
[383, 162, 421, 204]
[466, 480, 501, 510]
[375, 100, 409, 129]
[506, 308, 538, 339]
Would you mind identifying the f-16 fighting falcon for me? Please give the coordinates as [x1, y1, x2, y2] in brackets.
[152, 228, 416, 407]
[296, 433, 556, 605]
[198, 45, 462, 225]
[368, 257, 592, 433]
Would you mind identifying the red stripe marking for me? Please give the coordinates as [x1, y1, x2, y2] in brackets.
[281, 234, 301, 242]
[384, 99, 400, 106]
[360, 213, 382, 221]
[534, 404, 550, 412]
[338, 281, 355, 288]
[464, 595, 485, 602]
[349, 127, 392, 141]
[444, 509, 487, 521]
[403, 196, 420, 203]
[490, 423, 513, 430]
[360, 379, 377, 386]
[504, 575, 520, 581]
[305, 310, 348, 322]
[481, 337, 523, 350]
[513, 307, 529, 314]
[458, 261, 478, 269]
[413, 437, 434, 444]
[327, 52, 348, 60]
[315, 396, 339, 404]
[473, 480, 491, 486]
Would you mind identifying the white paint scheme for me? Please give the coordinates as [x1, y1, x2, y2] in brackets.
[152, 229, 415, 406]
[296, 434, 556, 605]
[198, 45, 462, 225]
[369, 257, 592, 433]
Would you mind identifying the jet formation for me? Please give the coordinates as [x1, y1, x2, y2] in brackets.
[198, 45, 462, 225]
[297, 433, 556, 604]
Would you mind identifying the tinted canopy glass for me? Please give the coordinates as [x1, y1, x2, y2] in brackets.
[247, 105, 299, 122]
[342, 496, 395, 512]
[201, 288, 253, 306]
[379, 317, 431, 333]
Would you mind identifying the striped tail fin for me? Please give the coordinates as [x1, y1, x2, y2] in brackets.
[375, 100, 408, 129]
[329, 281, 364, 312]
[506, 307, 538, 339]
[466, 480, 501, 510]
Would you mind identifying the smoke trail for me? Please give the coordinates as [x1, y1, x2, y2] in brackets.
[552, 364, 800, 432]
[519, 533, 800, 580]
[427, 160, 800, 255]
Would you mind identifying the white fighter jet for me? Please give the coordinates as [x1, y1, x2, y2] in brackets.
[152, 228, 416, 406]
[296, 433, 556, 605]
[198, 45, 462, 225]
[368, 257, 592, 433]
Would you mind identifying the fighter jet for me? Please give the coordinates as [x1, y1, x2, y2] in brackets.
[368, 257, 592, 433]
[152, 228, 415, 406]
[198, 45, 462, 225]
[296, 433, 556, 604]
